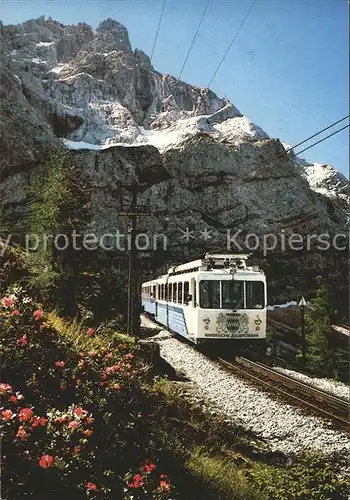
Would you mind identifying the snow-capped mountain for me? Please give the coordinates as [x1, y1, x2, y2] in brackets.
[0, 16, 348, 243]
[283, 143, 348, 206]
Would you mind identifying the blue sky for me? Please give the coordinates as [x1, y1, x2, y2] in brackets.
[1, 0, 348, 176]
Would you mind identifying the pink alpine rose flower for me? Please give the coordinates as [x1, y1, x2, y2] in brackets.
[73, 407, 87, 417]
[39, 455, 54, 468]
[2, 297, 15, 308]
[33, 309, 43, 320]
[16, 426, 28, 441]
[1, 409, 14, 421]
[19, 408, 33, 422]
[87, 482, 97, 491]
[17, 335, 28, 346]
[0, 383, 12, 393]
[68, 420, 80, 430]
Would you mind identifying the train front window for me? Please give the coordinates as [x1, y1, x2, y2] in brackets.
[199, 281, 220, 309]
[246, 281, 265, 309]
[199, 280, 265, 309]
[221, 281, 244, 309]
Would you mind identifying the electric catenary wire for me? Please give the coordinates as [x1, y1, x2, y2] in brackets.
[273, 115, 349, 165]
[207, 0, 256, 87]
[150, 0, 166, 62]
[178, 1, 210, 80]
[292, 124, 349, 158]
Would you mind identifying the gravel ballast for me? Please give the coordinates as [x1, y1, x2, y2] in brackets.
[141, 321, 350, 460]
[272, 366, 350, 401]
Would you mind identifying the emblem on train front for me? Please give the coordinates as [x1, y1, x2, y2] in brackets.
[216, 313, 249, 335]
[203, 318, 210, 331]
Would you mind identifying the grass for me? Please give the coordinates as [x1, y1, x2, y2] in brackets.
[185, 448, 266, 500]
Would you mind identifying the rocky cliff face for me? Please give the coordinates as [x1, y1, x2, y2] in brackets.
[0, 16, 348, 260]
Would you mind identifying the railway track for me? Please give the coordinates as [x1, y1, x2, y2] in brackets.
[141, 314, 350, 430]
[217, 356, 350, 430]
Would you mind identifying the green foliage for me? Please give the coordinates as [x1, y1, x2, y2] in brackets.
[303, 285, 348, 380]
[23, 144, 134, 324]
[0, 245, 30, 296]
[245, 452, 349, 500]
[27, 143, 90, 237]
[186, 449, 265, 500]
[26, 143, 92, 316]
[256, 249, 349, 320]
[0, 286, 171, 499]
[304, 285, 332, 373]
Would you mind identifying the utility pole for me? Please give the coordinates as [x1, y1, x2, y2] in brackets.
[126, 184, 137, 336]
[118, 183, 151, 336]
[298, 296, 307, 364]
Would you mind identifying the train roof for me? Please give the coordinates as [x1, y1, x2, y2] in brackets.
[142, 254, 264, 285]
[168, 253, 260, 273]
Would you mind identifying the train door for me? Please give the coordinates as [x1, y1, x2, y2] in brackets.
[155, 284, 158, 318]
[183, 277, 198, 338]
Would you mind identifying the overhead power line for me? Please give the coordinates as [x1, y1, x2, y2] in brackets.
[278, 115, 350, 161]
[292, 124, 349, 158]
[207, 0, 256, 87]
[151, 0, 166, 62]
[178, 1, 210, 80]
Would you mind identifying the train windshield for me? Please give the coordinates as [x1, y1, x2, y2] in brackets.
[199, 280, 265, 309]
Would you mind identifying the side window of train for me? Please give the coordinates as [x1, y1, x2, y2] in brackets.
[173, 283, 177, 304]
[184, 281, 190, 305]
[199, 280, 220, 309]
[178, 282, 183, 304]
[165, 284, 168, 301]
[153, 285, 156, 299]
[157, 284, 160, 300]
[246, 281, 265, 309]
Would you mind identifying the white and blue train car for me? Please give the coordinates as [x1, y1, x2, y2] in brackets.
[141, 254, 267, 345]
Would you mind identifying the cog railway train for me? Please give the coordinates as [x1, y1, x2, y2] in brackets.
[141, 254, 267, 346]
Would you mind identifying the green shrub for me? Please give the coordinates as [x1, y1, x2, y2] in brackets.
[245, 453, 349, 500]
[0, 286, 173, 498]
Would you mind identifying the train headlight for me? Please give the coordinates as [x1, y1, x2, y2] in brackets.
[255, 326, 260, 331]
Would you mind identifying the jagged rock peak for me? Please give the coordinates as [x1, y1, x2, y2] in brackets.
[96, 18, 132, 53]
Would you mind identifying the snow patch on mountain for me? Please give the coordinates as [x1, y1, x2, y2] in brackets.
[65, 106, 269, 153]
[36, 41, 55, 47]
[282, 143, 349, 202]
[49, 65, 66, 73]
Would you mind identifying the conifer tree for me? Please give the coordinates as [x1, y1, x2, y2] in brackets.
[27, 143, 92, 315]
[304, 285, 333, 375]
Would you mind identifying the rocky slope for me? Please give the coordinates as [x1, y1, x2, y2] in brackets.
[0, 16, 348, 259]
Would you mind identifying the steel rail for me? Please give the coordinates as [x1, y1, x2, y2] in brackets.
[217, 356, 350, 429]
